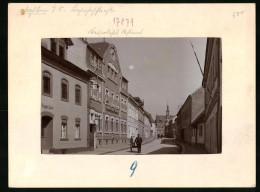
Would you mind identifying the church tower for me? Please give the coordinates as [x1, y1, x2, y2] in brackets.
[166, 102, 170, 119]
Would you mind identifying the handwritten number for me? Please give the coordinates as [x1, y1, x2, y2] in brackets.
[130, 161, 138, 177]
[233, 10, 245, 18]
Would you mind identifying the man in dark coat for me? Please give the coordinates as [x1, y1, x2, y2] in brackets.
[135, 134, 143, 153]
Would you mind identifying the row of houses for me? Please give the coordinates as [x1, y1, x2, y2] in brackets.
[41, 38, 154, 154]
[163, 38, 222, 154]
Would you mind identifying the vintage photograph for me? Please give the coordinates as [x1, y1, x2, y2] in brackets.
[41, 38, 222, 155]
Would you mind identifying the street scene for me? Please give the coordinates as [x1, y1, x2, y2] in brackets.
[41, 38, 222, 154]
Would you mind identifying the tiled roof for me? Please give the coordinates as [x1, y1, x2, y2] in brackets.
[88, 42, 110, 58]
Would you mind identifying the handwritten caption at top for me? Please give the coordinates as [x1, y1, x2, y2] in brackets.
[233, 10, 245, 18]
[21, 4, 115, 17]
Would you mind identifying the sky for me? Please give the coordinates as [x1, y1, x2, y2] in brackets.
[87, 38, 207, 119]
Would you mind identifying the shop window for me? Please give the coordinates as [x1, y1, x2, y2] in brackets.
[61, 79, 69, 102]
[75, 85, 81, 105]
[75, 118, 80, 139]
[42, 71, 52, 97]
[61, 116, 68, 140]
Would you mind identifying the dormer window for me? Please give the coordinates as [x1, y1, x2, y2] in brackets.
[59, 45, 65, 58]
[51, 39, 56, 53]
[50, 38, 68, 59]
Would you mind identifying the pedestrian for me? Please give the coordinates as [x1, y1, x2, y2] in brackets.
[135, 134, 143, 153]
[130, 136, 134, 146]
[157, 134, 160, 139]
[161, 134, 163, 139]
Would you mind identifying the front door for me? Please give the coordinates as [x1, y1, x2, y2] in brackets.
[90, 124, 96, 149]
[41, 116, 53, 150]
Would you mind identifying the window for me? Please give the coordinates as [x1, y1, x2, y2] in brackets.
[90, 53, 94, 66]
[42, 71, 52, 97]
[121, 121, 123, 133]
[111, 92, 114, 99]
[105, 88, 109, 96]
[59, 45, 65, 58]
[75, 118, 80, 139]
[111, 118, 114, 132]
[199, 125, 203, 136]
[96, 115, 101, 132]
[51, 39, 56, 53]
[105, 116, 109, 132]
[61, 79, 69, 102]
[61, 116, 68, 140]
[75, 85, 81, 105]
[116, 119, 119, 132]
[97, 83, 101, 101]
[108, 66, 111, 78]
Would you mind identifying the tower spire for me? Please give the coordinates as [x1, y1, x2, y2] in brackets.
[166, 100, 170, 119]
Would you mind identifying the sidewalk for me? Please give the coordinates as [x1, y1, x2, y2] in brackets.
[75, 136, 155, 155]
[173, 140, 207, 154]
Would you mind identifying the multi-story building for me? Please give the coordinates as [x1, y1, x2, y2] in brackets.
[180, 96, 192, 143]
[178, 87, 205, 144]
[133, 97, 145, 138]
[190, 87, 205, 145]
[155, 104, 174, 136]
[127, 95, 139, 139]
[202, 38, 222, 154]
[41, 38, 154, 152]
[41, 38, 96, 153]
[87, 40, 128, 145]
[144, 111, 152, 138]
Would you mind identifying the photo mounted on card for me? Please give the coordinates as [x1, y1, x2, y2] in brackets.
[41, 37, 221, 155]
[9, 3, 255, 187]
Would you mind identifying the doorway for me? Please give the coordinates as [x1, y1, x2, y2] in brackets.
[41, 116, 53, 150]
[90, 124, 96, 149]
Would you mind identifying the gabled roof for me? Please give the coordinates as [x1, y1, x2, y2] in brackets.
[88, 42, 110, 58]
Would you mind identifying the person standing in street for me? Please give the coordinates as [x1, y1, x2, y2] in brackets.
[135, 134, 143, 153]
[130, 136, 134, 146]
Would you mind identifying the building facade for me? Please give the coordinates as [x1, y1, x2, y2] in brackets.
[144, 111, 152, 138]
[190, 87, 205, 145]
[87, 41, 128, 146]
[180, 96, 192, 143]
[41, 38, 96, 153]
[127, 95, 139, 139]
[41, 38, 154, 152]
[202, 38, 222, 154]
